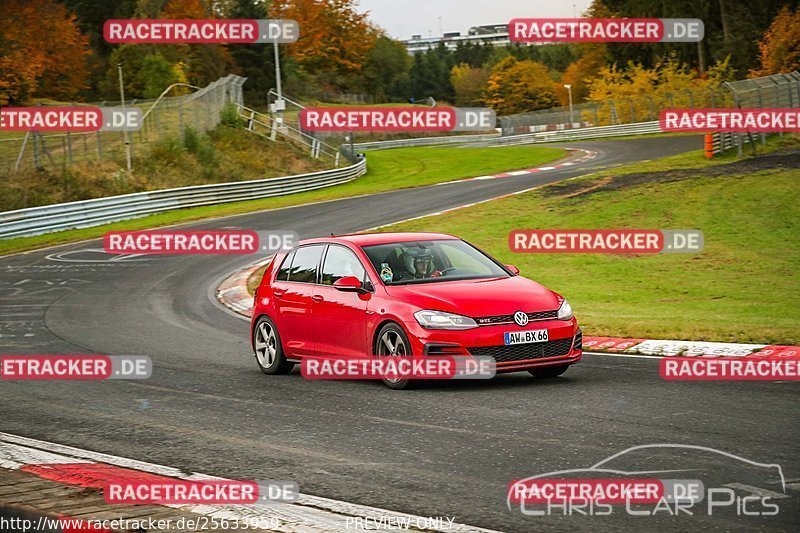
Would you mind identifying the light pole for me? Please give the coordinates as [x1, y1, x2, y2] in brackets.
[564, 84, 574, 127]
[271, 37, 285, 125]
[118, 63, 132, 176]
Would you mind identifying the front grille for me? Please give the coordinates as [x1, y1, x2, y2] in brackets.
[468, 337, 573, 363]
[573, 329, 582, 351]
[475, 309, 558, 326]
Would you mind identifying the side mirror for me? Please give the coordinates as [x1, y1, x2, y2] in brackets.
[333, 276, 365, 292]
[505, 264, 520, 275]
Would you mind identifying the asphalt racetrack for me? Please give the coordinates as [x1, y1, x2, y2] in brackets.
[1, 136, 797, 531]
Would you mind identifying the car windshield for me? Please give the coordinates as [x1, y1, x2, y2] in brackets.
[362, 239, 509, 285]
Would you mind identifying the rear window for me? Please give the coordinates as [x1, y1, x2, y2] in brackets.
[276, 250, 295, 281]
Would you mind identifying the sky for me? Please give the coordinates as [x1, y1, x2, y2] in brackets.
[357, 0, 595, 40]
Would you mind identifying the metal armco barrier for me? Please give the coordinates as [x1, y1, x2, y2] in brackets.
[706, 131, 756, 158]
[0, 158, 366, 239]
[484, 121, 663, 146]
[352, 132, 501, 151]
[351, 121, 663, 151]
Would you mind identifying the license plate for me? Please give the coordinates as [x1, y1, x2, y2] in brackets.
[504, 329, 549, 345]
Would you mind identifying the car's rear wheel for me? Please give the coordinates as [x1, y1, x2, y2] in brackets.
[253, 316, 293, 375]
[529, 364, 570, 378]
[375, 323, 415, 390]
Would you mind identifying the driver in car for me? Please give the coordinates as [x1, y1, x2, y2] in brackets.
[397, 248, 442, 280]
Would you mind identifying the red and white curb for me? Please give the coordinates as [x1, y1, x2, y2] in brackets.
[216, 259, 271, 317]
[0, 432, 498, 532]
[583, 336, 799, 358]
[443, 149, 597, 185]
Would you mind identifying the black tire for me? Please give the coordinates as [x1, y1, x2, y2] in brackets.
[529, 364, 570, 379]
[374, 322, 416, 390]
[253, 316, 294, 375]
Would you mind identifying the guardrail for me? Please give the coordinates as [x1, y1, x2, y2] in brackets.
[352, 132, 501, 151]
[350, 121, 663, 151]
[0, 158, 366, 239]
[484, 121, 663, 146]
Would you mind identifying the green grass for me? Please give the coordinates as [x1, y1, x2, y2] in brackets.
[376, 143, 800, 345]
[0, 144, 565, 255]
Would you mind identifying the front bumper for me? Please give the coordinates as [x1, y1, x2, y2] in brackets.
[402, 318, 582, 373]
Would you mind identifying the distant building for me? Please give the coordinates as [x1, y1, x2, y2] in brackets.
[402, 24, 520, 54]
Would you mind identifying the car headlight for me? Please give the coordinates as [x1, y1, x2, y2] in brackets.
[557, 299, 573, 320]
[414, 310, 477, 330]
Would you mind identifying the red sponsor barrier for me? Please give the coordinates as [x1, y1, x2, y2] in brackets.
[754, 345, 800, 358]
[104, 19, 258, 44]
[299, 107, 457, 132]
[509, 18, 663, 43]
[104, 230, 258, 255]
[0, 107, 102, 132]
[660, 356, 800, 380]
[509, 230, 663, 253]
[509, 478, 664, 504]
[582, 337, 646, 352]
[0, 355, 111, 380]
[660, 109, 800, 132]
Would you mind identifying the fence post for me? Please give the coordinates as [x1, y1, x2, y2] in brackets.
[15, 131, 30, 171]
[66, 131, 73, 166]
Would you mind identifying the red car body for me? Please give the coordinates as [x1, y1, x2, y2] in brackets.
[250, 232, 582, 376]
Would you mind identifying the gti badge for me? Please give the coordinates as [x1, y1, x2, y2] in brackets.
[513, 311, 529, 326]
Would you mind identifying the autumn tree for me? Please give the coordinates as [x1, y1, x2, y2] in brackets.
[483, 57, 559, 115]
[450, 64, 489, 106]
[751, 6, 800, 77]
[0, 0, 90, 104]
[560, 44, 606, 105]
[270, 0, 377, 91]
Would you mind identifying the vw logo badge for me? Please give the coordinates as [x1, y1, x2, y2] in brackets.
[513, 311, 529, 326]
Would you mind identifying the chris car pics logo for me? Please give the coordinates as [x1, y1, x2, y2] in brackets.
[508, 444, 789, 518]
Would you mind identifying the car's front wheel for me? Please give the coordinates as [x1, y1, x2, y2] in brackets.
[374, 322, 415, 390]
[253, 316, 294, 375]
[529, 364, 570, 378]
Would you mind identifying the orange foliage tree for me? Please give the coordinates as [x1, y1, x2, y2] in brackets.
[270, 0, 377, 86]
[0, 0, 90, 104]
[483, 57, 559, 116]
[751, 6, 800, 77]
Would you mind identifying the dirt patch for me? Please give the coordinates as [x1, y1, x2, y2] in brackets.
[544, 148, 800, 199]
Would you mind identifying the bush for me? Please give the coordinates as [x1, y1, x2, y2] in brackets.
[220, 103, 243, 128]
[183, 126, 217, 169]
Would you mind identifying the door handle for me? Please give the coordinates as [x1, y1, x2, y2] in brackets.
[273, 289, 286, 298]
[311, 295, 324, 303]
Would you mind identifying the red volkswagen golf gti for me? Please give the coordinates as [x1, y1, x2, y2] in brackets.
[250, 232, 582, 388]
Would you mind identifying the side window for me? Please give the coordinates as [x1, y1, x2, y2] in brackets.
[320, 245, 366, 285]
[276, 250, 295, 281]
[287, 245, 324, 283]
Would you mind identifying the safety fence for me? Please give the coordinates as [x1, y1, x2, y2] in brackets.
[499, 71, 800, 140]
[0, 75, 247, 173]
[0, 158, 366, 239]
